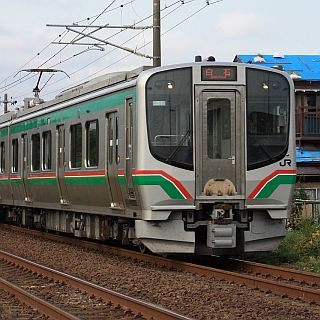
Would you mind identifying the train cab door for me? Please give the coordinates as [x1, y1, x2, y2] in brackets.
[56, 125, 69, 204]
[196, 90, 244, 197]
[106, 112, 123, 209]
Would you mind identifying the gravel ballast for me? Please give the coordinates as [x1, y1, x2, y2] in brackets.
[0, 228, 319, 320]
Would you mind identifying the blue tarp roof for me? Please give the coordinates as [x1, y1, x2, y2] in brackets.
[236, 54, 320, 81]
[296, 148, 320, 163]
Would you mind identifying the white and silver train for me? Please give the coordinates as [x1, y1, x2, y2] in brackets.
[0, 59, 296, 255]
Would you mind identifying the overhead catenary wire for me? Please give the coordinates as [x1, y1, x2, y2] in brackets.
[0, 1, 139, 88]
[5, 0, 223, 103]
[0, 30, 69, 87]
[0, 0, 190, 95]
[13, 0, 194, 100]
[42, 0, 199, 86]
[8, 0, 190, 100]
[40, 0, 223, 98]
[0, 0, 126, 91]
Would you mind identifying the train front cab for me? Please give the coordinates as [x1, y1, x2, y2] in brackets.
[135, 62, 296, 255]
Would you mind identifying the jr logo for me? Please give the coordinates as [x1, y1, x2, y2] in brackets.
[279, 159, 292, 167]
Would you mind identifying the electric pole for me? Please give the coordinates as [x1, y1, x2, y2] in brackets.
[3, 93, 8, 113]
[0, 94, 17, 113]
[153, 0, 161, 67]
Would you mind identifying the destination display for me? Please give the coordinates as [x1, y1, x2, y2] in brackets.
[201, 66, 237, 81]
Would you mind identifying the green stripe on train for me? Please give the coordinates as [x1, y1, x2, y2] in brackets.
[9, 179, 23, 185]
[133, 175, 184, 200]
[0, 127, 8, 137]
[255, 175, 296, 198]
[65, 176, 106, 185]
[10, 88, 136, 135]
[28, 178, 57, 186]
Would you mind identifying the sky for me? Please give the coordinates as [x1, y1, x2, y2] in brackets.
[0, 0, 319, 110]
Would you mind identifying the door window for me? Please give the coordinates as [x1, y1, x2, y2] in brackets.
[207, 98, 231, 159]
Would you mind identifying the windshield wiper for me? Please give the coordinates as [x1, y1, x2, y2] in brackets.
[165, 129, 191, 162]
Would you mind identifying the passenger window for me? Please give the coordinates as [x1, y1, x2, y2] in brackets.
[43, 131, 52, 170]
[0, 142, 5, 173]
[70, 123, 82, 168]
[12, 139, 18, 173]
[86, 120, 99, 167]
[31, 133, 41, 171]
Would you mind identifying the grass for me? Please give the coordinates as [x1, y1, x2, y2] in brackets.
[247, 217, 320, 273]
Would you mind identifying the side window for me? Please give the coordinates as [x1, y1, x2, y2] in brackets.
[31, 133, 41, 171]
[0, 142, 5, 173]
[43, 131, 52, 170]
[86, 120, 99, 167]
[70, 123, 82, 168]
[12, 139, 18, 173]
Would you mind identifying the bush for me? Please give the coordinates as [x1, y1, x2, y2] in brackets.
[249, 217, 320, 273]
[276, 217, 320, 272]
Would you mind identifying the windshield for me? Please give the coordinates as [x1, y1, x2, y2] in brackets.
[246, 68, 290, 170]
[146, 68, 193, 170]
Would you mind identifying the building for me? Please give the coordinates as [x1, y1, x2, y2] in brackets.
[235, 54, 320, 220]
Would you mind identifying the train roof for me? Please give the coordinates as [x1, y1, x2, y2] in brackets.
[56, 65, 151, 100]
[0, 66, 151, 125]
[0, 60, 293, 126]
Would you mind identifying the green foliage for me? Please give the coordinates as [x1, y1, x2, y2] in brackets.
[277, 218, 320, 271]
[289, 186, 309, 228]
[249, 218, 320, 273]
[298, 256, 320, 273]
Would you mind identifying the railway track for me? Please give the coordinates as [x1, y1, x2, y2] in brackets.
[1, 224, 320, 306]
[0, 276, 78, 320]
[226, 258, 320, 289]
[0, 285, 48, 320]
[0, 248, 190, 320]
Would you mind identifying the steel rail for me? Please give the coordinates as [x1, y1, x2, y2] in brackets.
[227, 258, 320, 286]
[2, 224, 320, 304]
[0, 249, 191, 320]
[0, 277, 79, 320]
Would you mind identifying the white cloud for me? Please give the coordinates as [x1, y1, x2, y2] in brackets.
[213, 10, 267, 38]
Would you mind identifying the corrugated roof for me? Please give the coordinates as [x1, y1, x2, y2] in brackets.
[235, 54, 320, 81]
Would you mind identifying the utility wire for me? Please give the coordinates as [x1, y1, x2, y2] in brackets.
[0, 0, 120, 90]
[40, 0, 223, 98]
[0, 1, 139, 87]
[7, 0, 221, 101]
[38, 0, 188, 91]
[1, 0, 187, 94]
[9, 0, 186, 98]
